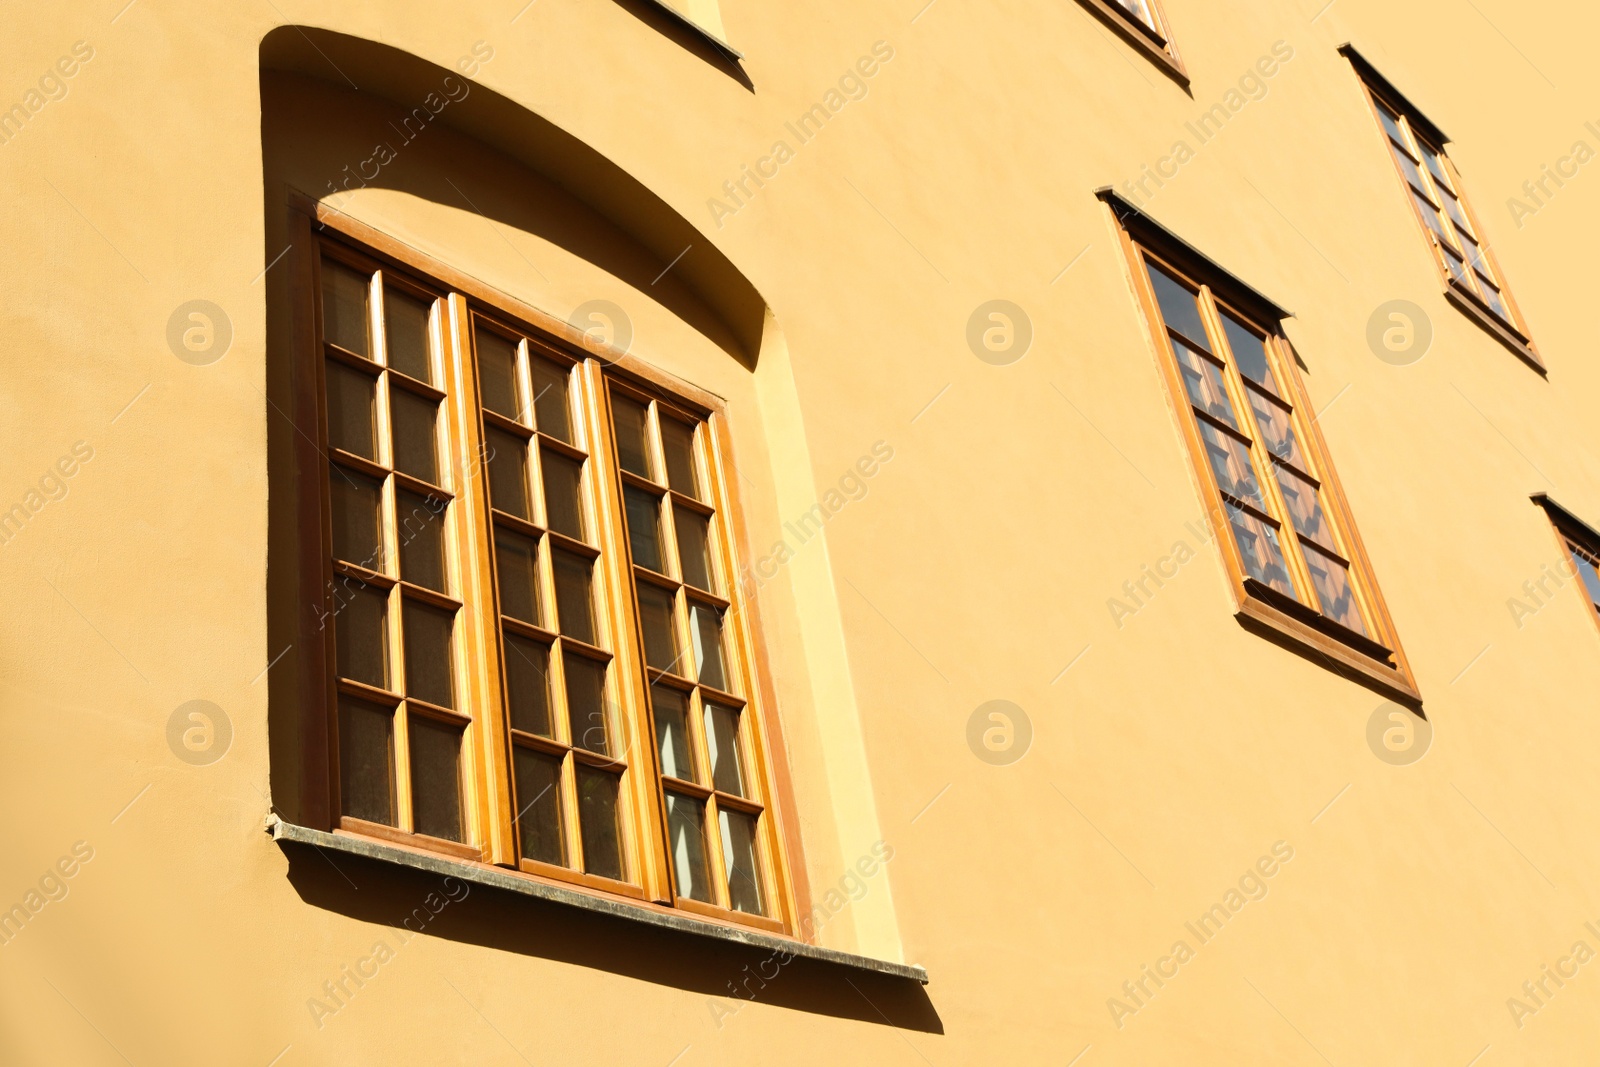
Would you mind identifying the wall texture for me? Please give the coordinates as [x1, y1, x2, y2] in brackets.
[2, 1, 1598, 1063]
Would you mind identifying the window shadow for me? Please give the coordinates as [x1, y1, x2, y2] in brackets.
[608, 0, 755, 91]
[279, 840, 943, 1032]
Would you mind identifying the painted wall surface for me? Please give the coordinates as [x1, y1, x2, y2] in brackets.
[2, 1, 1599, 1063]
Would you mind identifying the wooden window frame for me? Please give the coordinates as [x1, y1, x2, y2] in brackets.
[1534, 496, 1600, 639]
[1340, 45, 1543, 375]
[1101, 190, 1422, 707]
[286, 194, 807, 940]
[1075, 0, 1188, 88]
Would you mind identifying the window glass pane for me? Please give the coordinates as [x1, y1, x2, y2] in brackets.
[322, 262, 371, 357]
[674, 510, 715, 592]
[719, 809, 765, 915]
[1441, 245, 1473, 289]
[330, 465, 384, 571]
[495, 530, 541, 626]
[1247, 387, 1305, 470]
[637, 583, 681, 673]
[505, 635, 553, 737]
[1225, 503, 1295, 598]
[652, 686, 695, 782]
[338, 695, 395, 824]
[577, 767, 625, 881]
[532, 358, 573, 444]
[384, 288, 434, 384]
[1411, 188, 1453, 247]
[1376, 104, 1408, 150]
[403, 600, 456, 709]
[391, 389, 440, 485]
[485, 429, 530, 520]
[1479, 278, 1509, 321]
[1303, 542, 1367, 635]
[336, 582, 389, 689]
[476, 326, 523, 422]
[1172, 340, 1236, 428]
[1145, 264, 1210, 350]
[612, 394, 654, 479]
[1391, 146, 1431, 199]
[1275, 465, 1336, 551]
[690, 603, 728, 691]
[397, 491, 448, 593]
[1219, 313, 1276, 392]
[1111, 0, 1156, 29]
[1422, 148, 1454, 193]
[552, 550, 596, 644]
[661, 418, 702, 500]
[1198, 421, 1264, 510]
[541, 449, 586, 541]
[704, 703, 746, 797]
[513, 747, 565, 866]
[1568, 544, 1600, 610]
[1440, 191, 1473, 240]
[564, 652, 610, 755]
[326, 361, 378, 459]
[665, 792, 711, 903]
[409, 718, 463, 842]
[624, 486, 665, 573]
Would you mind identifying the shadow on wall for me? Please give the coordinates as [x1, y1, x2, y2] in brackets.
[281, 842, 943, 1032]
[607, 0, 754, 90]
[259, 25, 766, 367]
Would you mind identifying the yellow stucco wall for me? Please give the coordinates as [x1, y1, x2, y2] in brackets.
[2, 1, 1599, 1063]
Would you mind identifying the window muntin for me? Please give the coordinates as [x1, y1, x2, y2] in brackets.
[1352, 68, 1535, 356]
[1135, 248, 1385, 643]
[310, 235, 790, 933]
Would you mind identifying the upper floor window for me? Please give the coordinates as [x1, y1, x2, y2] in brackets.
[1078, 0, 1186, 86]
[303, 220, 794, 935]
[1536, 498, 1600, 638]
[1341, 46, 1542, 373]
[1104, 192, 1419, 705]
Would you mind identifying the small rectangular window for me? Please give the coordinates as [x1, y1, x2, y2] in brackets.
[1105, 192, 1420, 705]
[1342, 46, 1542, 372]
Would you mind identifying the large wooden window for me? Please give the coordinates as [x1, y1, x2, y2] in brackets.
[1342, 46, 1541, 372]
[1076, 0, 1186, 86]
[297, 211, 795, 936]
[1105, 192, 1419, 705]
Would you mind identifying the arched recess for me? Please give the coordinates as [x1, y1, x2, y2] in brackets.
[259, 26, 766, 365]
[258, 27, 909, 970]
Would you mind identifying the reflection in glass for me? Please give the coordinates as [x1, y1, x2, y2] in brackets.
[624, 487, 664, 573]
[666, 793, 711, 902]
[1198, 421, 1263, 508]
[1146, 264, 1210, 350]
[485, 429, 530, 520]
[323, 262, 371, 357]
[1303, 541, 1367, 635]
[477, 327, 522, 421]
[541, 449, 586, 541]
[690, 603, 728, 691]
[1173, 342, 1236, 428]
[397, 490, 448, 593]
[674, 509, 715, 592]
[504, 634, 553, 737]
[552, 551, 596, 644]
[1219, 313, 1274, 391]
[331, 465, 384, 571]
[403, 600, 456, 709]
[652, 686, 694, 782]
[564, 652, 609, 755]
[637, 583, 681, 673]
[1274, 465, 1335, 551]
[661, 419, 701, 499]
[578, 767, 625, 881]
[704, 703, 745, 796]
[326, 361, 378, 459]
[719, 809, 765, 915]
[336, 582, 389, 689]
[1248, 388, 1304, 469]
[409, 718, 463, 842]
[513, 747, 565, 866]
[1225, 503, 1295, 598]
[384, 288, 434, 384]
[391, 389, 440, 484]
[338, 695, 395, 824]
[495, 531, 542, 626]
[532, 358, 573, 443]
[613, 394, 653, 478]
